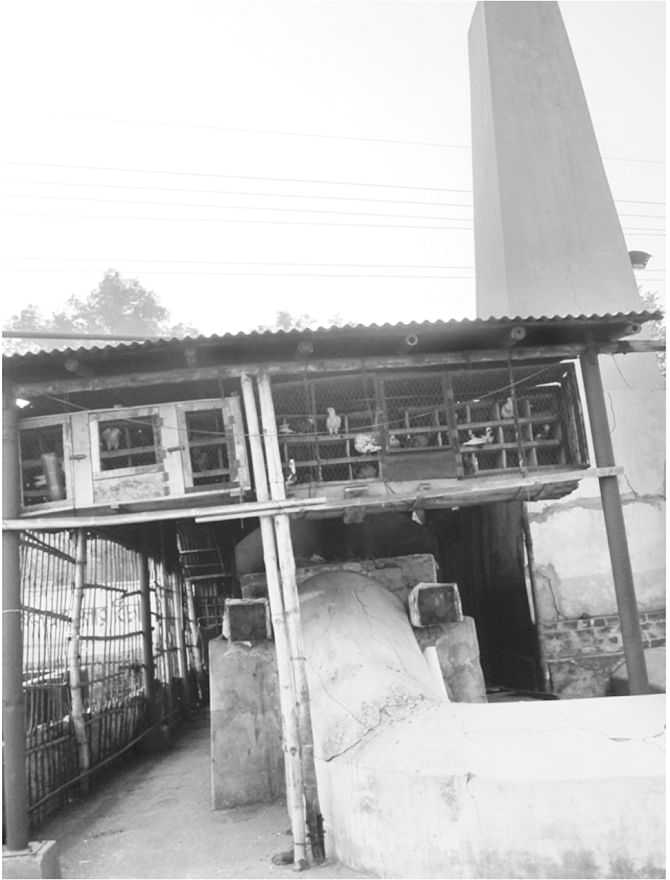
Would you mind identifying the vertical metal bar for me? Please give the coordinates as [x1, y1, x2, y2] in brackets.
[2, 390, 30, 850]
[579, 349, 649, 694]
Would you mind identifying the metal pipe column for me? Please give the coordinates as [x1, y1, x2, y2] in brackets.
[2, 390, 30, 849]
[580, 349, 649, 694]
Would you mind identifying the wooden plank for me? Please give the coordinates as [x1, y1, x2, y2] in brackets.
[11, 341, 662, 400]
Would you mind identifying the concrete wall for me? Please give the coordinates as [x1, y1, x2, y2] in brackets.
[300, 570, 665, 878]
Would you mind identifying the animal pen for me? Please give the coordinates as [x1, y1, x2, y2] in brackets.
[18, 523, 206, 829]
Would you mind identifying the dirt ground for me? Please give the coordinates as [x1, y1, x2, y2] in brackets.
[38, 712, 377, 880]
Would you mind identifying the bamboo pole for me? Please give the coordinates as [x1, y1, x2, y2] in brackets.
[240, 373, 308, 868]
[163, 535, 192, 714]
[257, 371, 325, 863]
[2, 391, 29, 850]
[68, 527, 91, 792]
[138, 545, 156, 720]
[185, 581, 206, 702]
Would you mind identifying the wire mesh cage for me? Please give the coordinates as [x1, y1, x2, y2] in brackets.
[184, 408, 231, 488]
[271, 362, 587, 486]
[20, 424, 67, 507]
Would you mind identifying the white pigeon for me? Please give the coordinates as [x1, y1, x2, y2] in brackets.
[501, 397, 514, 420]
[325, 407, 341, 435]
[354, 433, 382, 454]
[101, 425, 122, 451]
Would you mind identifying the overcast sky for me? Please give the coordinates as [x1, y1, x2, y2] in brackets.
[1, 1, 665, 335]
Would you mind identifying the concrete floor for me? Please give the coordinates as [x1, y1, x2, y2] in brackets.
[38, 712, 376, 880]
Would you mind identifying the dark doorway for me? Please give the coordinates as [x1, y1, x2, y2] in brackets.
[429, 501, 543, 692]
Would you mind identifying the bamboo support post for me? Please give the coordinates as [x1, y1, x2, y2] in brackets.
[2, 391, 30, 850]
[68, 527, 91, 792]
[165, 557, 192, 714]
[257, 371, 326, 863]
[185, 581, 206, 701]
[579, 349, 649, 694]
[240, 373, 308, 868]
[138, 545, 156, 719]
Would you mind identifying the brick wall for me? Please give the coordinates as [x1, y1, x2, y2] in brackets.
[539, 609, 665, 698]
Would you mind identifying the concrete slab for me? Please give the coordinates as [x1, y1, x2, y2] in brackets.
[2, 840, 60, 879]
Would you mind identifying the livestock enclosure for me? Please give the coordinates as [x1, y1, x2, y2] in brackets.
[19, 525, 208, 829]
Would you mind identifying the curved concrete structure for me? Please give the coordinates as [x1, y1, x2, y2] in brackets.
[299, 571, 665, 879]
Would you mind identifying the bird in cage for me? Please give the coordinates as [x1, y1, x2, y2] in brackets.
[101, 425, 122, 451]
[284, 459, 298, 486]
[462, 430, 488, 447]
[354, 433, 383, 454]
[355, 463, 378, 479]
[388, 433, 401, 449]
[501, 397, 515, 420]
[535, 423, 553, 440]
[279, 419, 294, 434]
[326, 407, 342, 435]
[484, 426, 495, 444]
[463, 451, 479, 475]
[295, 416, 315, 434]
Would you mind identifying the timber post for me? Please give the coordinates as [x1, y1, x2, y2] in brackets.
[257, 371, 326, 863]
[2, 389, 30, 850]
[579, 348, 649, 694]
[240, 373, 309, 868]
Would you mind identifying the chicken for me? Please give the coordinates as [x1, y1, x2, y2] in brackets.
[388, 434, 401, 449]
[462, 430, 488, 447]
[501, 397, 515, 420]
[325, 407, 341, 435]
[101, 425, 122, 451]
[354, 433, 382, 454]
[278, 419, 293, 434]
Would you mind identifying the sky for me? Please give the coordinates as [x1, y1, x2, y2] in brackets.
[1, 1, 665, 336]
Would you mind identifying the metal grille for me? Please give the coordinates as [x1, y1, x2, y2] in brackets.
[271, 362, 587, 485]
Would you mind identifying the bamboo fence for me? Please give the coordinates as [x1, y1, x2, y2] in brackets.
[20, 528, 197, 828]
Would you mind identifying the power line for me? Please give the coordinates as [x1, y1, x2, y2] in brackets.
[4, 212, 664, 236]
[2, 212, 475, 231]
[67, 117, 667, 164]
[3, 183, 663, 219]
[1, 257, 477, 268]
[69, 117, 472, 150]
[0, 179, 473, 209]
[1, 270, 477, 278]
[2, 192, 473, 223]
[3, 162, 473, 194]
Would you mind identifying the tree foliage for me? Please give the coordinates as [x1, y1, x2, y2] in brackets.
[3, 270, 199, 354]
[639, 288, 666, 378]
[255, 310, 351, 332]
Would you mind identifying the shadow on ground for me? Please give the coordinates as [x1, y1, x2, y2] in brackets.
[39, 711, 376, 880]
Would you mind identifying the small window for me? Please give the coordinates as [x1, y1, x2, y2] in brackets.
[185, 408, 230, 488]
[20, 424, 67, 506]
[97, 415, 158, 471]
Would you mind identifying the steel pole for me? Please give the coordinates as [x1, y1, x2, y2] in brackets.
[580, 349, 649, 694]
[2, 389, 30, 850]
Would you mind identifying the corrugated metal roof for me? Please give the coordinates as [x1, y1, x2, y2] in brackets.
[2, 310, 661, 363]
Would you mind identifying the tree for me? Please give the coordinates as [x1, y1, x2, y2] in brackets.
[3, 270, 199, 354]
[639, 288, 666, 378]
[255, 310, 352, 333]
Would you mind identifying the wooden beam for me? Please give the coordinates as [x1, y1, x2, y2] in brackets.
[8, 339, 664, 400]
[4, 496, 327, 532]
